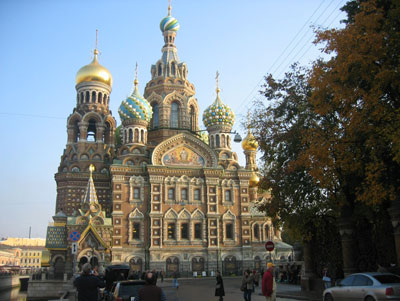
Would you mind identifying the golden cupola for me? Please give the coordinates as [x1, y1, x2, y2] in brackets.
[241, 130, 259, 151]
[76, 49, 113, 87]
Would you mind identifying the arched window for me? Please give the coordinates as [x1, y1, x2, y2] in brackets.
[134, 129, 139, 143]
[129, 129, 133, 143]
[265, 225, 270, 240]
[254, 224, 260, 240]
[91, 91, 96, 103]
[216, 135, 220, 148]
[170, 102, 179, 128]
[80, 92, 84, 104]
[98, 92, 102, 104]
[103, 94, 107, 105]
[221, 135, 226, 148]
[190, 105, 196, 131]
[158, 64, 162, 76]
[87, 119, 96, 141]
[171, 62, 176, 75]
[141, 129, 144, 143]
[152, 103, 159, 128]
[85, 91, 90, 103]
[210, 136, 214, 148]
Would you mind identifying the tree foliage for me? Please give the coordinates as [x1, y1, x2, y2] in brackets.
[251, 0, 400, 272]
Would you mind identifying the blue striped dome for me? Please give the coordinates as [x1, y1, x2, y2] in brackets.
[118, 85, 152, 123]
[160, 15, 180, 32]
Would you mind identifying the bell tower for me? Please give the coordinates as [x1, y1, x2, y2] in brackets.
[144, 2, 199, 145]
[55, 32, 116, 216]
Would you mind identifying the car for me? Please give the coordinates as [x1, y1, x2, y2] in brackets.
[104, 280, 146, 301]
[323, 272, 400, 301]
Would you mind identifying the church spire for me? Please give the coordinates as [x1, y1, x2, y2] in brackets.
[82, 164, 99, 204]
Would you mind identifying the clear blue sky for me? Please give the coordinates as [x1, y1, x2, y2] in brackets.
[0, 0, 346, 238]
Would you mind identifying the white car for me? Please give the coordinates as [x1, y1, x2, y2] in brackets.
[323, 272, 400, 301]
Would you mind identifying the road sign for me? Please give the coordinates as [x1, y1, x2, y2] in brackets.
[69, 231, 81, 242]
[265, 240, 275, 252]
[71, 242, 78, 254]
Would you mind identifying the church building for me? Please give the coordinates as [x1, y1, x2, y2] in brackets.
[45, 3, 290, 278]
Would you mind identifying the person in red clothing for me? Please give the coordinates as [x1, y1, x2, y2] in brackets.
[262, 262, 276, 301]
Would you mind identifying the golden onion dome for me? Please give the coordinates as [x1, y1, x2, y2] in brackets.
[76, 49, 112, 87]
[249, 173, 260, 187]
[242, 131, 259, 151]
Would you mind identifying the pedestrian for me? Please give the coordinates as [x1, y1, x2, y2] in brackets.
[262, 262, 276, 301]
[253, 269, 260, 292]
[73, 263, 105, 301]
[172, 270, 179, 289]
[138, 271, 166, 301]
[215, 270, 225, 301]
[322, 267, 331, 289]
[241, 269, 254, 301]
[160, 269, 164, 283]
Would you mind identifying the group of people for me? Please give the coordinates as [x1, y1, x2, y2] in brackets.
[215, 262, 277, 301]
[74, 263, 170, 301]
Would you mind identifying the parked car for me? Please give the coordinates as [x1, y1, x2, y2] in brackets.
[103, 280, 145, 301]
[104, 264, 131, 291]
[323, 272, 400, 301]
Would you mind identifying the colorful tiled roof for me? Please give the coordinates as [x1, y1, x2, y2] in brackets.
[45, 226, 67, 249]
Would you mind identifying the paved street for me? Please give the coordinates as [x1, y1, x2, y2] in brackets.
[158, 277, 309, 301]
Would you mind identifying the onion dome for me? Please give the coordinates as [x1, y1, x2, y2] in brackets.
[76, 49, 112, 87]
[203, 87, 235, 128]
[249, 173, 260, 187]
[118, 77, 153, 123]
[242, 130, 259, 151]
[160, 3, 180, 32]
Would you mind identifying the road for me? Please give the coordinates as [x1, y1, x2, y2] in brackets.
[159, 277, 307, 301]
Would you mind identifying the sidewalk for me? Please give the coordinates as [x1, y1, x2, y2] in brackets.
[276, 283, 322, 301]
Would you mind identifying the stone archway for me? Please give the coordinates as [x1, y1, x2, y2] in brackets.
[191, 257, 204, 273]
[166, 257, 179, 276]
[223, 255, 237, 276]
[129, 257, 143, 273]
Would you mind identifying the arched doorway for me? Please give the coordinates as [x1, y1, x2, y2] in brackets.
[166, 257, 179, 276]
[191, 257, 204, 273]
[129, 258, 143, 273]
[223, 255, 237, 276]
[54, 257, 65, 279]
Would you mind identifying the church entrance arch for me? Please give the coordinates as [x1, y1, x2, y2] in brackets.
[129, 257, 143, 273]
[166, 257, 179, 276]
[191, 257, 204, 273]
[223, 255, 237, 276]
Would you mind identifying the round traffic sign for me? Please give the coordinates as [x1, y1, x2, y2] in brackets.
[69, 231, 81, 242]
[265, 240, 275, 252]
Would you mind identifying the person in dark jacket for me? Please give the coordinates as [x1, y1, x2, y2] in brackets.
[215, 270, 225, 301]
[74, 263, 105, 301]
[138, 272, 166, 301]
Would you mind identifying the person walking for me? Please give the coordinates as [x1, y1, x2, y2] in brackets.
[172, 270, 179, 289]
[241, 269, 254, 301]
[160, 269, 164, 283]
[253, 270, 260, 293]
[215, 270, 225, 301]
[138, 272, 166, 301]
[322, 267, 331, 289]
[262, 262, 276, 301]
[74, 263, 105, 301]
